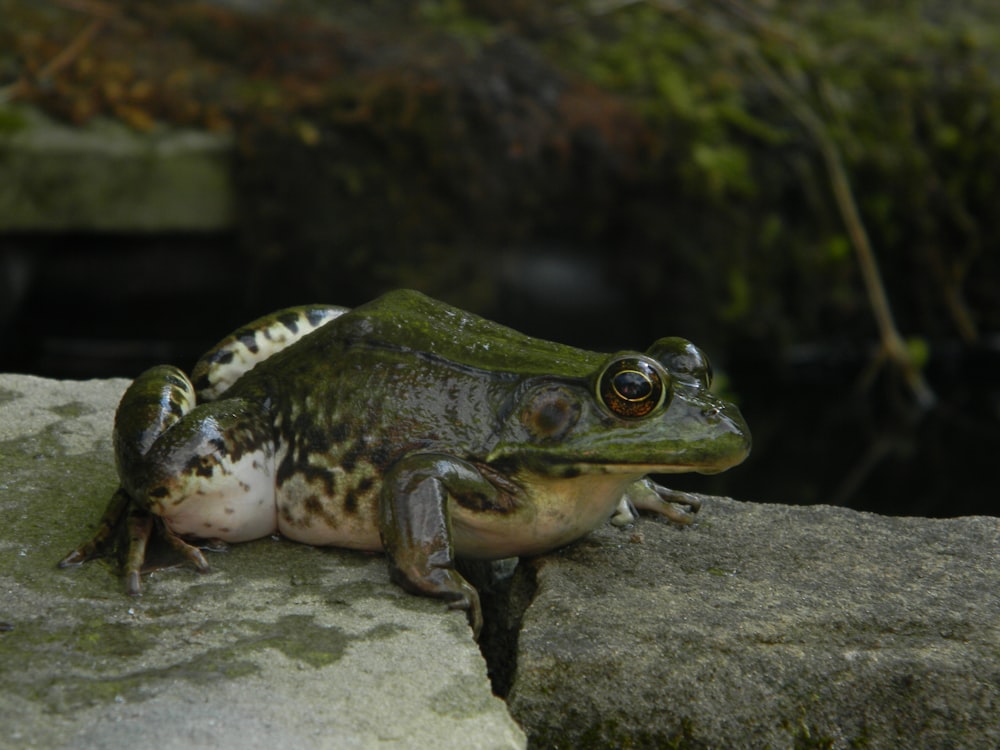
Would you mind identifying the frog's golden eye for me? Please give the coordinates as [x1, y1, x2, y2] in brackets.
[597, 356, 669, 419]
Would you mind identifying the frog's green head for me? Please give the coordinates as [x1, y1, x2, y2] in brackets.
[489, 337, 750, 478]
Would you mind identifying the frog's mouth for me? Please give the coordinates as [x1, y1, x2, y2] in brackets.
[490, 414, 752, 478]
[568, 456, 747, 476]
[509, 450, 748, 480]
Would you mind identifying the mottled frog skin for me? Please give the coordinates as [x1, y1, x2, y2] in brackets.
[61, 289, 750, 635]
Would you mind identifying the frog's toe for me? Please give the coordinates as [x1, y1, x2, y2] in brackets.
[626, 478, 703, 525]
[58, 547, 92, 568]
[448, 589, 483, 640]
[389, 564, 483, 638]
[124, 509, 153, 595]
[656, 500, 699, 525]
[610, 497, 639, 527]
[58, 487, 132, 569]
[163, 528, 211, 573]
[123, 510, 214, 595]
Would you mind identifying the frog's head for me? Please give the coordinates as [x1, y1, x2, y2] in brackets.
[489, 337, 750, 478]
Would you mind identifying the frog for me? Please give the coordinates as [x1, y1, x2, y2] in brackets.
[60, 289, 750, 636]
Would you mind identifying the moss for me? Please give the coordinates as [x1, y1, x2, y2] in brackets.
[46, 401, 95, 419]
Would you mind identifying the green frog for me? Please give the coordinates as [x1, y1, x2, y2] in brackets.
[60, 289, 750, 635]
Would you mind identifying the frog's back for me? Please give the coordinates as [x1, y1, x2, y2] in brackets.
[332, 289, 601, 378]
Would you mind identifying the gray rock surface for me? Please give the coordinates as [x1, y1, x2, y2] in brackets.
[0, 374, 525, 750]
[5, 372, 998, 749]
[507, 496, 1000, 748]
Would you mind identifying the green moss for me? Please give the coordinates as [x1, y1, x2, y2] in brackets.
[0, 607, 355, 713]
[46, 401, 95, 419]
[242, 614, 349, 668]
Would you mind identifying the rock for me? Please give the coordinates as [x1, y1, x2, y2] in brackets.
[0, 105, 233, 232]
[506, 496, 1000, 749]
[0, 374, 525, 750]
[8, 371, 998, 749]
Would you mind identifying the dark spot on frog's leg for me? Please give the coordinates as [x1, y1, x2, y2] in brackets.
[278, 312, 301, 334]
[164, 372, 192, 390]
[149, 486, 170, 499]
[192, 374, 211, 393]
[214, 350, 235, 366]
[238, 330, 260, 355]
[306, 308, 333, 327]
[356, 476, 375, 494]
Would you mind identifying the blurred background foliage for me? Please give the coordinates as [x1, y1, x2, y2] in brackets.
[2, 0, 997, 515]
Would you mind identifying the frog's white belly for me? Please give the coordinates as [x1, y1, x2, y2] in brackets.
[160, 446, 278, 542]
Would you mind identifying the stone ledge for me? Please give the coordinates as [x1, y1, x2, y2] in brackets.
[507, 496, 1000, 748]
[0, 373, 525, 750]
[6, 371, 998, 749]
[0, 105, 234, 232]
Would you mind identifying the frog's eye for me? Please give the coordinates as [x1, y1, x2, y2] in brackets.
[645, 337, 713, 389]
[597, 356, 669, 419]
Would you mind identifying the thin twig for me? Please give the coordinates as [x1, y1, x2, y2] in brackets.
[745, 52, 935, 408]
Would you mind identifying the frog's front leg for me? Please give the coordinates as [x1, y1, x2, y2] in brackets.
[379, 454, 498, 638]
[611, 477, 703, 527]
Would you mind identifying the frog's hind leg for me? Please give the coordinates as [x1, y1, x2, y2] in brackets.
[132, 396, 279, 547]
[60, 366, 208, 582]
[61, 365, 277, 594]
[191, 304, 348, 401]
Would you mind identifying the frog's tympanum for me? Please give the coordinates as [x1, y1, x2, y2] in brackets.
[61, 289, 750, 635]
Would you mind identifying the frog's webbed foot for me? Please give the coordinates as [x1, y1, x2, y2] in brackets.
[389, 564, 483, 639]
[123, 509, 210, 595]
[60, 487, 212, 595]
[59, 487, 132, 568]
[615, 478, 703, 527]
